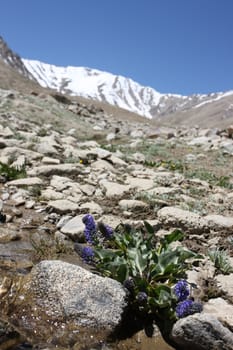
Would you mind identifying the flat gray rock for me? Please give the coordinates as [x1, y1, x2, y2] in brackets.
[171, 313, 233, 350]
[40, 188, 64, 200]
[204, 214, 233, 230]
[80, 201, 103, 215]
[157, 206, 209, 234]
[48, 199, 79, 214]
[60, 215, 85, 241]
[50, 175, 73, 191]
[100, 180, 130, 197]
[118, 199, 149, 211]
[216, 274, 233, 301]
[28, 163, 83, 177]
[126, 176, 154, 190]
[7, 177, 43, 186]
[204, 298, 233, 329]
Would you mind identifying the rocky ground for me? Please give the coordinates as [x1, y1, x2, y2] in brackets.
[0, 88, 233, 349]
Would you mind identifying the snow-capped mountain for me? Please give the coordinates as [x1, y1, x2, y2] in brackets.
[22, 59, 165, 118]
[22, 59, 233, 119]
[1, 36, 233, 121]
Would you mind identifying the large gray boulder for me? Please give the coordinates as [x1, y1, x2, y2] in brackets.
[171, 313, 233, 350]
[0, 260, 128, 348]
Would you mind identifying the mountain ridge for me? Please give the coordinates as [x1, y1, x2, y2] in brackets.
[1, 35, 233, 127]
[22, 58, 164, 118]
[0, 36, 35, 81]
[21, 58, 233, 121]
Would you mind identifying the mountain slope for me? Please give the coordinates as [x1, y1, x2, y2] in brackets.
[0, 36, 35, 80]
[22, 59, 233, 121]
[22, 59, 165, 118]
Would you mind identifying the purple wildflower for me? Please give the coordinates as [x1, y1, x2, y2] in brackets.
[176, 299, 193, 318]
[123, 278, 135, 292]
[98, 222, 114, 239]
[189, 301, 203, 314]
[176, 299, 203, 318]
[103, 224, 113, 238]
[81, 246, 95, 264]
[136, 292, 148, 305]
[174, 280, 189, 302]
[82, 214, 97, 244]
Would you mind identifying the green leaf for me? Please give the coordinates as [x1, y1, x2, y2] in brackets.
[116, 263, 128, 282]
[161, 229, 184, 248]
[176, 246, 202, 262]
[127, 247, 148, 277]
[158, 289, 172, 308]
[144, 221, 155, 235]
[149, 285, 172, 308]
[95, 247, 120, 261]
[158, 250, 179, 269]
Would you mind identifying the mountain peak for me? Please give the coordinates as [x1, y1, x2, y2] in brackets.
[0, 36, 35, 80]
[22, 59, 165, 118]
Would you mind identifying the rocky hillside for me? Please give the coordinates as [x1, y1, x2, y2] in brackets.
[0, 87, 233, 349]
[0, 36, 35, 80]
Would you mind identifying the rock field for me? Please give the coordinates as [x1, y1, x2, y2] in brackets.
[0, 88, 233, 349]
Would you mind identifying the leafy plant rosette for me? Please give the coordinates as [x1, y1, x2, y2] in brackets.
[80, 214, 203, 340]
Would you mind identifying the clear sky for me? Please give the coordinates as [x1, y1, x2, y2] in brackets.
[1, 0, 233, 95]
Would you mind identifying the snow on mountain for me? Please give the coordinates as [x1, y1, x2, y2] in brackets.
[22, 59, 166, 118]
[23, 58, 233, 120]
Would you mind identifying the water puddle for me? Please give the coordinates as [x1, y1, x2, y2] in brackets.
[6, 330, 174, 350]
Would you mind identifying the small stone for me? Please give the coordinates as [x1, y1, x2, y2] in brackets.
[56, 215, 73, 229]
[42, 157, 60, 164]
[91, 159, 115, 171]
[100, 180, 130, 197]
[25, 200, 35, 209]
[60, 215, 85, 241]
[204, 298, 233, 329]
[28, 163, 82, 177]
[41, 189, 64, 201]
[7, 177, 43, 186]
[204, 214, 233, 230]
[119, 199, 149, 211]
[79, 184, 95, 196]
[126, 176, 154, 191]
[1, 192, 10, 201]
[109, 155, 127, 166]
[0, 227, 20, 243]
[48, 200, 79, 214]
[80, 202, 103, 215]
[106, 132, 115, 141]
[50, 175, 73, 191]
[13, 197, 25, 207]
[216, 274, 233, 301]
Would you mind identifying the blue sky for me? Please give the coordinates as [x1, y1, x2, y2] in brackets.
[1, 0, 233, 95]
